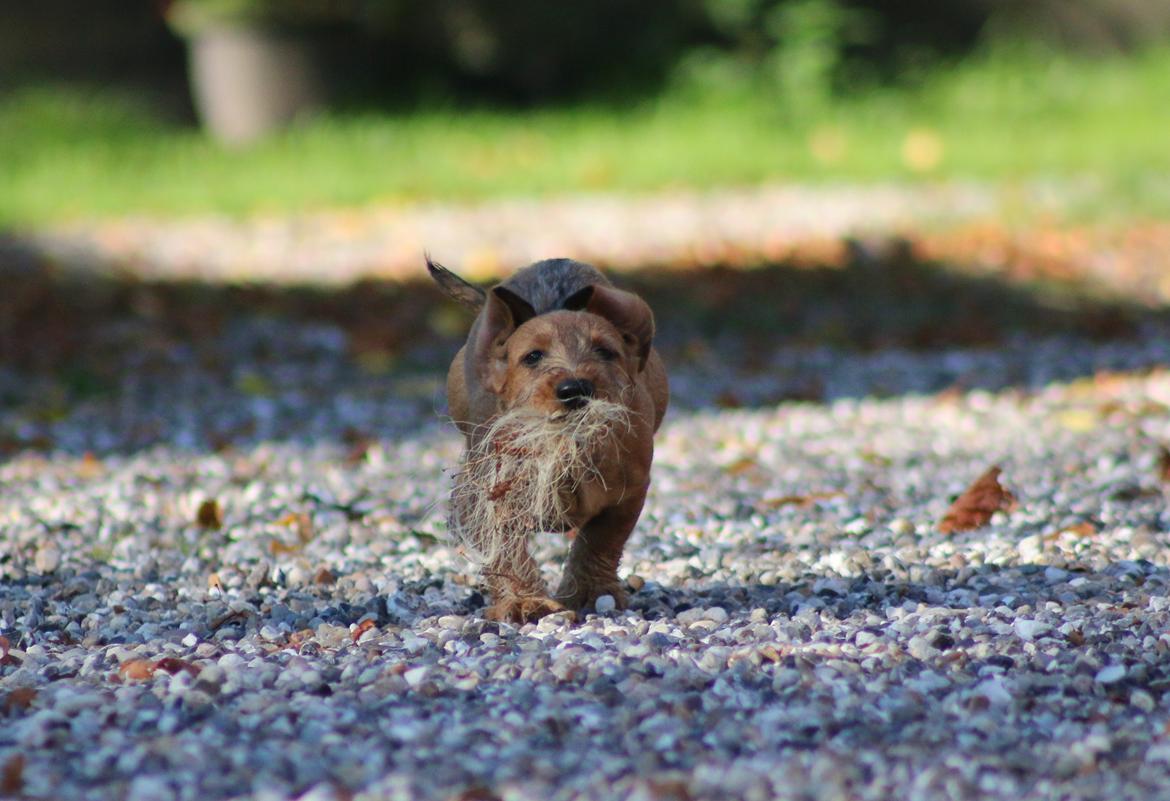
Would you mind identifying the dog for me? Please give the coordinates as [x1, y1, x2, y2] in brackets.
[428, 257, 668, 622]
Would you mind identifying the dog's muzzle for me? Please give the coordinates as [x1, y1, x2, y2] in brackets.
[555, 378, 595, 410]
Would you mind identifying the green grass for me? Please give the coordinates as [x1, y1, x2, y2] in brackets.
[2, 45, 1170, 226]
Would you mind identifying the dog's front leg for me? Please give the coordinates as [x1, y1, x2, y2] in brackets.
[483, 541, 570, 623]
[554, 492, 646, 611]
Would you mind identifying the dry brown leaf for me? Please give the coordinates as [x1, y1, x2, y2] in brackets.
[119, 659, 156, 680]
[314, 567, 336, 585]
[78, 451, 105, 478]
[288, 629, 315, 649]
[725, 457, 760, 476]
[269, 540, 300, 555]
[351, 619, 377, 643]
[939, 466, 1017, 534]
[275, 511, 314, 544]
[1064, 521, 1098, 539]
[196, 498, 223, 530]
[760, 491, 843, 510]
[3, 687, 37, 713]
[343, 428, 374, 466]
[449, 786, 503, 801]
[153, 657, 199, 677]
[294, 513, 314, 544]
[0, 636, 17, 667]
[715, 391, 743, 409]
[1, 754, 23, 797]
[1159, 447, 1170, 484]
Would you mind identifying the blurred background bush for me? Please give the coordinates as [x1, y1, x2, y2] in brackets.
[1, 0, 1168, 222]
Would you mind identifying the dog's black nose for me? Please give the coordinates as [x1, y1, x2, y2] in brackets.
[555, 378, 595, 409]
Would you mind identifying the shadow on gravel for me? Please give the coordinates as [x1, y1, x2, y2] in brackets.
[1, 233, 1168, 454]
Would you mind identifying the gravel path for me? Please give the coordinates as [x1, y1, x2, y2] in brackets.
[3, 208, 1170, 800]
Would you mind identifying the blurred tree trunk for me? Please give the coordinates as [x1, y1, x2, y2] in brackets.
[186, 25, 323, 146]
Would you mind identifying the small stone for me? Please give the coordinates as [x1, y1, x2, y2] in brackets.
[889, 518, 915, 536]
[34, 546, 61, 574]
[1131, 690, 1156, 712]
[626, 574, 645, 592]
[181, 633, 198, 648]
[844, 517, 870, 535]
[704, 607, 729, 624]
[1095, 664, 1126, 684]
[907, 636, 936, 659]
[1013, 619, 1051, 642]
[855, 631, 880, 647]
[1018, 535, 1044, 562]
[404, 666, 429, 688]
[594, 595, 616, 614]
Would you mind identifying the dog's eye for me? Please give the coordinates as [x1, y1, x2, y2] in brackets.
[594, 345, 619, 362]
[520, 350, 544, 367]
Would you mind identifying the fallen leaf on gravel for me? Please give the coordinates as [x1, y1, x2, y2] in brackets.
[196, 499, 223, 530]
[352, 619, 377, 643]
[119, 659, 156, 680]
[1, 754, 23, 796]
[449, 785, 502, 801]
[153, 658, 199, 677]
[343, 428, 375, 465]
[314, 567, 336, 585]
[715, 391, 743, 409]
[939, 466, 1017, 533]
[0, 636, 18, 667]
[1054, 521, 1098, 540]
[273, 512, 315, 545]
[3, 687, 37, 713]
[269, 539, 302, 555]
[1159, 447, 1170, 483]
[77, 451, 104, 478]
[288, 629, 316, 649]
[724, 457, 760, 476]
[760, 491, 843, 509]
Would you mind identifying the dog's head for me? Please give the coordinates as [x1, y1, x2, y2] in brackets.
[473, 283, 654, 416]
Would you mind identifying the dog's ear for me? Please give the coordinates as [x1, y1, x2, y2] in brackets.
[585, 285, 654, 372]
[562, 285, 594, 311]
[474, 286, 536, 393]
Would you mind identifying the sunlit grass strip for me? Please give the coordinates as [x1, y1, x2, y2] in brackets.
[2, 46, 1169, 225]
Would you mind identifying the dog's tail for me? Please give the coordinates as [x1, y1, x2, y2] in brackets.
[426, 255, 486, 310]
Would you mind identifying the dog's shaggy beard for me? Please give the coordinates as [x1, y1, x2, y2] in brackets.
[449, 399, 632, 583]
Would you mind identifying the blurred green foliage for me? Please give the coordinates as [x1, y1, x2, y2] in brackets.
[2, 42, 1169, 224]
[1, 0, 1168, 223]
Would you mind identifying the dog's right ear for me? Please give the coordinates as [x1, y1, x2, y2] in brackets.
[473, 286, 536, 393]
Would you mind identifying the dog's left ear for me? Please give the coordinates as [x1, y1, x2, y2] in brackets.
[582, 285, 655, 372]
[475, 286, 536, 393]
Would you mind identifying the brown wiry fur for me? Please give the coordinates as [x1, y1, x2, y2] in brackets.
[430, 258, 669, 623]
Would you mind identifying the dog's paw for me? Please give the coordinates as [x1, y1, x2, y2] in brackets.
[556, 583, 628, 613]
[485, 595, 574, 624]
